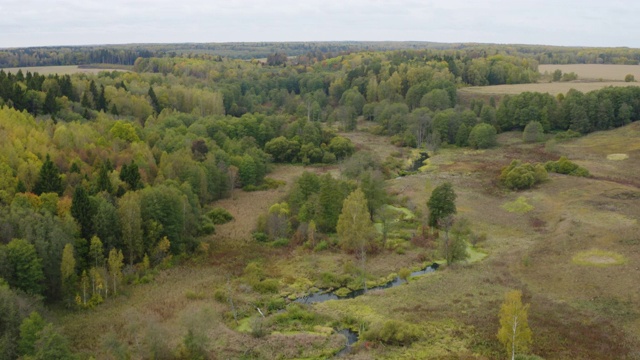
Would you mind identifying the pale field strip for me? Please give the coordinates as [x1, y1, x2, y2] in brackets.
[0, 65, 127, 75]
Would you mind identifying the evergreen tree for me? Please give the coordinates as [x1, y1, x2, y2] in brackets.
[96, 85, 107, 112]
[148, 86, 161, 114]
[119, 161, 142, 190]
[95, 162, 113, 194]
[43, 90, 57, 114]
[81, 92, 92, 109]
[34, 154, 63, 195]
[71, 185, 94, 241]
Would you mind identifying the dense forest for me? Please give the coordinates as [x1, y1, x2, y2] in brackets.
[3, 41, 640, 68]
[0, 43, 639, 359]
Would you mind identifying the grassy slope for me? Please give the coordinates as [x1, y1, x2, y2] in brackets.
[57, 123, 640, 359]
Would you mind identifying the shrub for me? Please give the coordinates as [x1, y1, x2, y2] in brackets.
[363, 320, 422, 346]
[314, 240, 328, 252]
[468, 123, 497, 149]
[545, 156, 590, 177]
[253, 279, 279, 294]
[271, 238, 290, 248]
[554, 130, 581, 140]
[500, 160, 548, 190]
[522, 121, 544, 143]
[207, 207, 234, 224]
[625, 74, 635, 82]
[252, 232, 269, 242]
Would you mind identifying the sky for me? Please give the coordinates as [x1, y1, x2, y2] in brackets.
[1, 0, 639, 48]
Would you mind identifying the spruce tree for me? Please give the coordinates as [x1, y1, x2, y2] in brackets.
[34, 154, 63, 195]
[148, 86, 161, 114]
[71, 185, 94, 241]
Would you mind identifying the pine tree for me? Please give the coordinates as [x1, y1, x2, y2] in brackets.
[497, 290, 533, 360]
[96, 162, 113, 193]
[33, 154, 63, 195]
[71, 185, 94, 241]
[96, 84, 107, 112]
[43, 90, 57, 114]
[148, 86, 161, 114]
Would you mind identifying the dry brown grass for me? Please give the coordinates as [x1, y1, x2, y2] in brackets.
[459, 81, 639, 96]
[214, 164, 335, 240]
[57, 124, 640, 359]
[539, 64, 640, 81]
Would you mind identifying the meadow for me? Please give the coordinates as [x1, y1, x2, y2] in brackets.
[538, 64, 640, 81]
[459, 64, 640, 96]
[0, 65, 130, 75]
[57, 121, 640, 359]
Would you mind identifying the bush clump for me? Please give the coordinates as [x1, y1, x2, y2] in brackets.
[206, 207, 234, 224]
[363, 320, 422, 346]
[545, 156, 590, 177]
[500, 160, 548, 190]
[522, 121, 544, 143]
[468, 123, 497, 149]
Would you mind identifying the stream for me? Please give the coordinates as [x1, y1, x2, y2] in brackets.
[294, 262, 439, 305]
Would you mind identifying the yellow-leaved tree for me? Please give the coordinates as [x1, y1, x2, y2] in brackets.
[497, 290, 533, 360]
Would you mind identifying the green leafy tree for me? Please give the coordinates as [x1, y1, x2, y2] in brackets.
[327, 136, 355, 160]
[468, 123, 497, 149]
[33, 323, 75, 360]
[89, 236, 105, 269]
[107, 248, 124, 296]
[337, 188, 375, 252]
[117, 191, 143, 265]
[19, 311, 47, 357]
[427, 182, 457, 228]
[497, 290, 533, 360]
[60, 243, 76, 304]
[4, 239, 44, 295]
[34, 154, 63, 196]
[522, 121, 544, 143]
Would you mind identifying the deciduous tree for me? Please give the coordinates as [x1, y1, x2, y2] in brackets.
[427, 182, 457, 228]
[497, 290, 533, 360]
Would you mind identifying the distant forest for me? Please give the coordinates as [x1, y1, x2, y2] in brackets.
[2, 41, 640, 68]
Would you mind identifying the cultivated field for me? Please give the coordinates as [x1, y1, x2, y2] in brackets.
[459, 81, 639, 96]
[539, 64, 640, 81]
[0, 65, 129, 75]
[460, 64, 640, 97]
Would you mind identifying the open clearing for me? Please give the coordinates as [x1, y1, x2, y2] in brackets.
[0, 65, 129, 75]
[460, 64, 640, 96]
[539, 64, 640, 81]
[58, 123, 640, 359]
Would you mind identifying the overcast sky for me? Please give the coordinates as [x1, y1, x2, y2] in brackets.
[1, 0, 638, 48]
